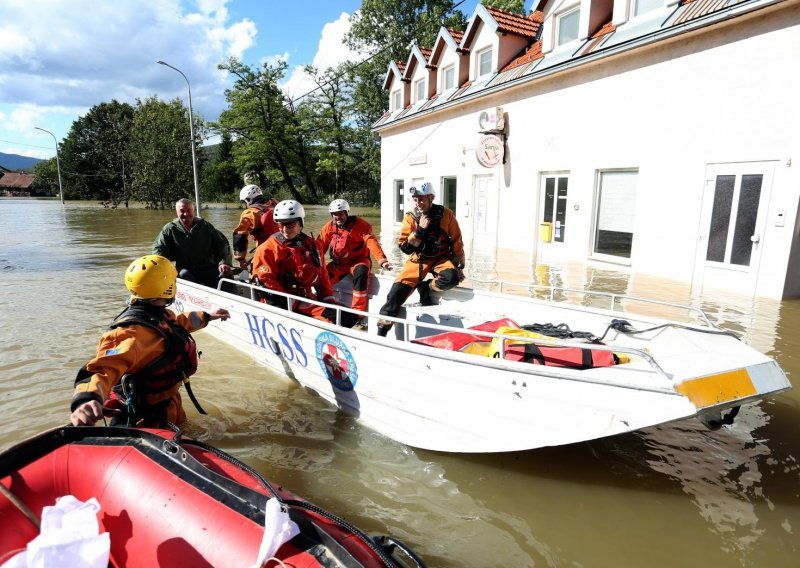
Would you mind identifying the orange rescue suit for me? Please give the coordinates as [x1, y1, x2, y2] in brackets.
[71, 302, 210, 426]
[251, 232, 336, 322]
[232, 200, 279, 264]
[396, 205, 464, 287]
[316, 216, 388, 311]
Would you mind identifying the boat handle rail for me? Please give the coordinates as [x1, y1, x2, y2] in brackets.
[216, 278, 671, 380]
[466, 276, 714, 328]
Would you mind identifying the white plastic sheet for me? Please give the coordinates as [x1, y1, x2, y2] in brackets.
[1, 495, 110, 568]
[252, 498, 300, 567]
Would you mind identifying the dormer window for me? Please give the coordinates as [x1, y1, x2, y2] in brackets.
[415, 78, 426, 102]
[631, 0, 662, 17]
[442, 65, 455, 91]
[392, 90, 401, 111]
[556, 7, 580, 46]
[477, 46, 493, 77]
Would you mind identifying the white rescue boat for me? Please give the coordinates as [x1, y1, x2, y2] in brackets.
[174, 275, 791, 453]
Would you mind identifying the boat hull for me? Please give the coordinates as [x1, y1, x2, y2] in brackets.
[172, 276, 791, 453]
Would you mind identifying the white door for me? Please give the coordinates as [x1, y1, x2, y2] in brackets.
[465, 174, 497, 278]
[692, 162, 775, 297]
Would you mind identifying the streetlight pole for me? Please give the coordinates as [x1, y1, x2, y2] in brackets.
[34, 127, 64, 205]
[156, 60, 201, 212]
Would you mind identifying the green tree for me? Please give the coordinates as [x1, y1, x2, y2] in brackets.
[31, 158, 59, 196]
[58, 100, 134, 204]
[216, 57, 318, 202]
[128, 96, 202, 209]
[201, 130, 241, 202]
[345, 1, 467, 122]
[482, 0, 526, 14]
[302, 63, 360, 198]
[344, 1, 468, 191]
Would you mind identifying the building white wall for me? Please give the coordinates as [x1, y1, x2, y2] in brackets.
[379, 4, 800, 299]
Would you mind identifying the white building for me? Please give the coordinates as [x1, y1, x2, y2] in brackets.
[374, 0, 800, 299]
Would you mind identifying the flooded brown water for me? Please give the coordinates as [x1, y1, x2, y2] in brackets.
[1, 199, 798, 567]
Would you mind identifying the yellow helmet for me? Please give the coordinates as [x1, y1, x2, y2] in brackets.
[124, 255, 177, 300]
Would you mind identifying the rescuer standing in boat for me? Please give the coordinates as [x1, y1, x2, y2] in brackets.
[251, 200, 357, 327]
[232, 184, 279, 270]
[317, 198, 393, 328]
[377, 182, 465, 337]
[70, 255, 230, 427]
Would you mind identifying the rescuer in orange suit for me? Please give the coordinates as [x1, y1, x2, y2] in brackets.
[70, 255, 230, 427]
[377, 181, 465, 337]
[251, 200, 358, 327]
[316, 199, 393, 325]
[232, 184, 279, 270]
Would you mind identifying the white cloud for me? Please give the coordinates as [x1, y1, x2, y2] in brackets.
[314, 13, 361, 70]
[0, 0, 255, 124]
[6, 105, 48, 133]
[281, 12, 364, 103]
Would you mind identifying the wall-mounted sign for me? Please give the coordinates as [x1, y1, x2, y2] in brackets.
[408, 154, 427, 165]
[475, 134, 504, 168]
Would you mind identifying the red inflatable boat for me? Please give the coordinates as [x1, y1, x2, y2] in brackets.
[0, 426, 424, 567]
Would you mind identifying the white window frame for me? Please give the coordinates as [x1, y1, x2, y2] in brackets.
[630, 0, 663, 18]
[441, 176, 457, 215]
[392, 90, 401, 111]
[476, 46, 493, 78]
[590, 169, 639, 264]
[442, 65, 455, 91]
[541, 172, 569, 244]
[555, 6, 580, 47]
[415, 78, 426, 103]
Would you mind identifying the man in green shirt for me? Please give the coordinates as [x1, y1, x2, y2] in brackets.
[153, 198, 233, 288]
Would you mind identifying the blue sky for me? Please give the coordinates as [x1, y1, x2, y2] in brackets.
[0, 0, 487, 160]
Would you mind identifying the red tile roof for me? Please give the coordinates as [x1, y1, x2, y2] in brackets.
[448, 29, 464, 44]
[501, 41, 544, 72]
[592, 21, 616, 38]
[0, 172, 33, 189]
[486, 6, 542, 39]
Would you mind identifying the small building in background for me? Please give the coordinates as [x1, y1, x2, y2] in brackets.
[374, 0, 800, 300]
[0, 166, 35, 197]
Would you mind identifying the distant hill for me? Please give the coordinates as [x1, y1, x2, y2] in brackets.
[0, 152, 43, 172]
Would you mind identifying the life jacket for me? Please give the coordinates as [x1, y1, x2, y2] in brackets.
[409, 204, 452, 259]
[252, 199, 279, 241]
[275, 233, 323, 294]
[491, 326, 618, 369]
[107, 303, 199, 421]
[329, 216, 365, 263]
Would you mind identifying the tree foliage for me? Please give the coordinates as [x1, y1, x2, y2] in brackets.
[30, 158, 60, 196]
[128, 96, 202, 209]
[215, 57, 313, 202]
[482, 0, 526, 14]
[59, 100, 134, 205]
[201, 130, 241, 202]
[345, 1, 468, 125]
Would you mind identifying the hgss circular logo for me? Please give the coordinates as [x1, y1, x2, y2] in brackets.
[315, 331, 357, 391]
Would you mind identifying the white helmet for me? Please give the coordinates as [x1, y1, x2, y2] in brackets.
[409, 181, 434, 197]
[239, 184, 262, 202]
[274, 199, 305, 223]
[329, 199, 350, 214]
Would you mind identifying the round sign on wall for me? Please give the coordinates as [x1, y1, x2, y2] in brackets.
[476, 134, 504, 168]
